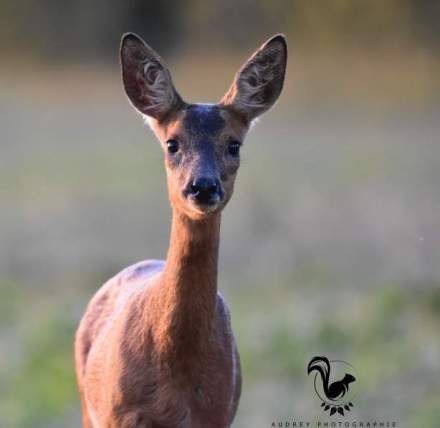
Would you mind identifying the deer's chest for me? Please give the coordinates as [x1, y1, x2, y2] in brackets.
[157, 345, 234, 423]
[110, 337, 234, 427]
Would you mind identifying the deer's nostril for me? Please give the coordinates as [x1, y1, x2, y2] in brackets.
[190, 183, 199, 194]
[191, 177, 218, 194]
[189, 177, 220, 203]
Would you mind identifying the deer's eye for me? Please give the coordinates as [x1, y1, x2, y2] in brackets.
[167, 139, 179, 154]
[228, 141, 241, 156]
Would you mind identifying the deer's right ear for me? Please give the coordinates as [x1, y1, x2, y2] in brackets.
[120, 33, 184, 121]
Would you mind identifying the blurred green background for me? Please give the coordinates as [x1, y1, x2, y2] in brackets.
[1, 1, 440, 427]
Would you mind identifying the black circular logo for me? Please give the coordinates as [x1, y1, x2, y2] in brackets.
[307, 356, 358, 416]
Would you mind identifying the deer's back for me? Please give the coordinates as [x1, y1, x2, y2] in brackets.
[75, 259, 165, 378]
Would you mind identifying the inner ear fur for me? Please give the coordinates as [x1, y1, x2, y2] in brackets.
[120, 33, 184, 121]
[220, 34, 287, 123]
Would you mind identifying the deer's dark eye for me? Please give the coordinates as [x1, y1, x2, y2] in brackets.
[167, 139, 179, 154]
[228, 141, 241, 156]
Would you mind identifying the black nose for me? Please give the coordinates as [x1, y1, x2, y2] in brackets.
[189, 177, 220, 204]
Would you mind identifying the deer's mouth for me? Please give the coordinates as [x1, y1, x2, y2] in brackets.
[187, 192, 222, 213]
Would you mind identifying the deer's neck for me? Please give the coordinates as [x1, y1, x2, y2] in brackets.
[152, 211, 221, 363]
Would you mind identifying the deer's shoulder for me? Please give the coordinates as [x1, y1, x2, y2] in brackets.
[75, 260, 165, 365]
[87, 259, 164, 314]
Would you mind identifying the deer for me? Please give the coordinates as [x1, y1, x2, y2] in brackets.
[74, 32, 287, 428]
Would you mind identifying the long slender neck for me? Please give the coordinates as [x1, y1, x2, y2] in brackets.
[151, 210, 221, 362]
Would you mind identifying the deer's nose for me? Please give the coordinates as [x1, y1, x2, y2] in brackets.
[189, 177, 221, 204]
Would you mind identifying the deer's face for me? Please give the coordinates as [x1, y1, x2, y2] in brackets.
[120, 33, 287, 219]
[150, 104, 246, 218]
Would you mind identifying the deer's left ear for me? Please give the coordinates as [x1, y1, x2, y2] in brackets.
[220, 34, 287, 123]
[120, 33, 184, 121]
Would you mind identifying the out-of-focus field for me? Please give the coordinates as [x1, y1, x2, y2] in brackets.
[1, 50, 440, 427]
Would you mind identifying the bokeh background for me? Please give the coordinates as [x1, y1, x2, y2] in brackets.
[1, 1, 440, 427]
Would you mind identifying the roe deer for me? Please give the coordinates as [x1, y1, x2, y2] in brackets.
[75, 32, 287, 428]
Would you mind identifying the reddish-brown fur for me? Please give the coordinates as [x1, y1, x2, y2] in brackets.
[75, 33, 286, 427]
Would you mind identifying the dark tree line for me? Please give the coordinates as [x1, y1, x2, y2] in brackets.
[1, 0, 439, 61]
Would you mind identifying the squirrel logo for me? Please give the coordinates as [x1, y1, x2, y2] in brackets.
[307, 356, 358, 416]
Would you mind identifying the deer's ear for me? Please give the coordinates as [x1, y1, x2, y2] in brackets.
[120, 33, 184, 121]
[220, 34, 287, 122]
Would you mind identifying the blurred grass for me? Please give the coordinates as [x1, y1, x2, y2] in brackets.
[0, 285, 78, 427]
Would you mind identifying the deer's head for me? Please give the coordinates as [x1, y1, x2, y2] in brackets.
[120, 33, 287, 220]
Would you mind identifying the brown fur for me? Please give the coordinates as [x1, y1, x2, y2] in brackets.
[75, 33, 286, 427]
